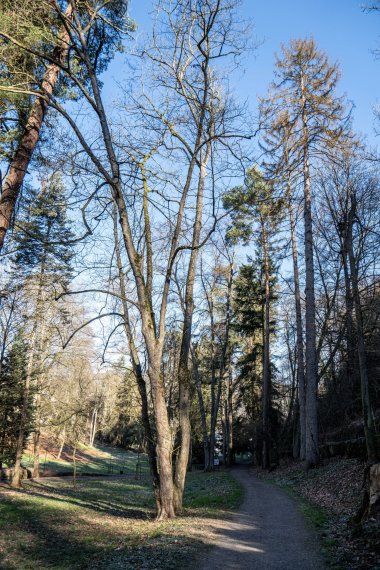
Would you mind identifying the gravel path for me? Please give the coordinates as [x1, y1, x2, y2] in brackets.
[200, 468, 326, 569]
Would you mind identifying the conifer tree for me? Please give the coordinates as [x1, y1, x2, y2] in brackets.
[10, 174, 74, 485]
[262, 38, 349, 466]
[0, 335, 31, 473]
[224, 167, 282, 467]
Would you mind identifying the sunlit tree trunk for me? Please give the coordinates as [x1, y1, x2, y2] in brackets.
[0, 4, 73, 252]
[226, 363, 234, 466]
[174, 145, 210, 512]
[112, 205, 161, 508]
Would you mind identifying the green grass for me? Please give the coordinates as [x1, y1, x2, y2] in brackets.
[0, 469, 242, 570]
[21, 444, 149, 477]
[184, 471, 243, 513]
[297, 500, 328, 529]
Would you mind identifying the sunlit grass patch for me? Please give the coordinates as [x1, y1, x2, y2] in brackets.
[0, 469, 241, 569]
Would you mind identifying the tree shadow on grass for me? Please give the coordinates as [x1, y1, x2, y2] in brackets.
[15, 482, 155, 520]
[0, 491, 207, 570]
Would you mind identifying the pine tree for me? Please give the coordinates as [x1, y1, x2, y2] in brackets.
[224, 167, 282, 467]
[233, 261, 278, 467]
[13, 174, 74, 286]
[10, 174, 74, 485]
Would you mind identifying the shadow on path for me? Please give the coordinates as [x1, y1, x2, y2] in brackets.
[199, 467, 326, 570]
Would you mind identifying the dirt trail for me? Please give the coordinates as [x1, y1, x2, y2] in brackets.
[200, 468, 326, 569]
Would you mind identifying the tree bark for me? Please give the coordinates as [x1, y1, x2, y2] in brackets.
[57, 426, 66, 460]
[301, 76, 319, 467]
[174, 145, 209, 512]
[0, 4, 73, 251]
[32, 427, 41, 478]
[226, 363, 234, 466]
[261, 222, 271, 469]
[11, 268, 45, 487]
[347, 196, 377, 462]
[288, 190, 306, 460]
[209, 263, 233, 471]
[190, 345, 210, 470]
[113, 205, 161, 508]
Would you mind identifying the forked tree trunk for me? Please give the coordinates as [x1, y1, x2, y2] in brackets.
[148, 359, 175, 519]
[340, 220, 357, 404]
[113, 206, 161, 507]
[0, 4, 73, 252]
[174, 146, 209, 513]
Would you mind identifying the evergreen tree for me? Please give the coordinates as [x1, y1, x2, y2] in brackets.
[0, 336, 32, 471]
[224, 167, 282, 467]
[12, 173, 74, 286]
[9, 173, 74, 485]
[261, 38, 349, 467]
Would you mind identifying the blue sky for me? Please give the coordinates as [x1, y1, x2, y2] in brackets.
[122, 0, 380, 146]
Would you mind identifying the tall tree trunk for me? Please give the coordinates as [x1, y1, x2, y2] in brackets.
[148, 358, 175, 519]
[190, 346, 210, 470]
[226, 363, 234, 466]
[72, 445, 77, 489]
[33, 428, 41, 478]
[347, 196, 377, 462]
[261, 223, 271, 469]
[174, 145, 209, 513]
[0, 4, 73, 251]
[11, 267, 45, 487]
[89, 407, 97, 446]
[301, 81, 319, 467]
[288, 190, 306, 460]
[112, 206, 161, 507]
[32, 310, 47, 479]
[341, 233, 357, 405]
[209, 320, 217, 470]
[32, 388, 42, 478]
[57, 426, 66, 460]
[208, 264, 233, 471]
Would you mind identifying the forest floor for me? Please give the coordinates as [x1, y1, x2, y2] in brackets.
[0, 463, 243, 569]
[257, 457, 380, 570]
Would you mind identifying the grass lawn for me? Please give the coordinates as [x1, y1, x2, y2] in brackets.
[21, 444, 150, 478]
[0, 470, 243, 570]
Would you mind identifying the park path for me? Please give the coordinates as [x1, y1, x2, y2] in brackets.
[199, 467, 326, 570]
